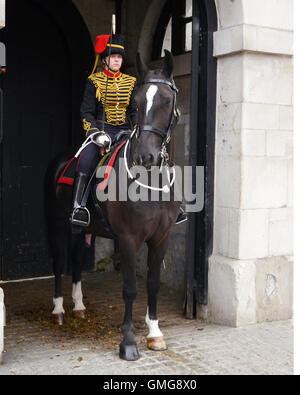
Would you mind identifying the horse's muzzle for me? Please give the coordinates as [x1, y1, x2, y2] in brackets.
[135, 153, 155, 170]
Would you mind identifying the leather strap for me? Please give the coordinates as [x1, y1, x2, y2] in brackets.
[139, 125, 166, 139]
[145, 78, 178, 92]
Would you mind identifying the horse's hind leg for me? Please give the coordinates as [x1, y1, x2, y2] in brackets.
[118, 237, 139, 361]
[51, 220, 69, 325]
[70, 233, 88, 319]
[145, 238, 169, 351]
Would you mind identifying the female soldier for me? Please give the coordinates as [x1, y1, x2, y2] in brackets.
[70, 34, 137, 229]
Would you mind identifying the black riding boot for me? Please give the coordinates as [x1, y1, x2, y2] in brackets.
[70, 172, 90, 232]
[175, 207, 187, 225]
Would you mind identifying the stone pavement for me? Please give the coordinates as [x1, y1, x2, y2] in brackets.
[0, 271, 294, 375]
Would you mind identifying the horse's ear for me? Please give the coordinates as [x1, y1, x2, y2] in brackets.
[136, 52, 149, 82]
[163, 49, 173, 78]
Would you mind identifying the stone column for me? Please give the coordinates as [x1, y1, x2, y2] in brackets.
[0, 0, 4, 363]
[0, 0, 5, 29]
[0, 288, 4, 363]
[209, 0, 293, 326]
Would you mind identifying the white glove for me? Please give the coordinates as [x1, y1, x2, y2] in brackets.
[91, 132, 111, 150]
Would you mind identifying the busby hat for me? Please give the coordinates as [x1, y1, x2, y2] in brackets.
[90, 34, 125, 75]
[96, 34, 125, 59]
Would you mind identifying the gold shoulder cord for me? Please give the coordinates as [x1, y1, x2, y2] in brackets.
[89, 74, 102, 101]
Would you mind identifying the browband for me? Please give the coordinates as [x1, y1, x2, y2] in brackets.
[145, 78, 178, 92]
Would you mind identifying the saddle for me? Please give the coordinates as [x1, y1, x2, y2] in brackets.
[58, 131, 129, 187]
[57, 134, 128, 236]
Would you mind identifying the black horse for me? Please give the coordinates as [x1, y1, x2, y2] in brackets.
[44, 50, 181, 361]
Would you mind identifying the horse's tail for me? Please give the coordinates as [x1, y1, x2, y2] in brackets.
[44, 149, 74, 269]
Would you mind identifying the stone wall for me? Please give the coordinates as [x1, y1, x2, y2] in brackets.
[0, 0, 5, 29]
[0, 0, 5, 363]
[72, 0, 114, 46]
[208, 0, 294, 326]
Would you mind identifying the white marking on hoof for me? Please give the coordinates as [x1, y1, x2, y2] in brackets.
[72, 281, 86, 311]
[145, 307, 163, 338]
[52, 297, 65, 315]
[146, 85, 158, 117]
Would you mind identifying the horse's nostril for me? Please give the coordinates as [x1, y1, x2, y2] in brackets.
[134, 153, 155, 168]
[143, 154, 154, 167]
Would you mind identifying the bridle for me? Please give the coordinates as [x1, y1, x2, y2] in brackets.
[137, 78, 179, 144]
[123, 77, 180, 193]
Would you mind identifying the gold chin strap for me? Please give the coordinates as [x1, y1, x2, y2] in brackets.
[90, 53, 100, 76]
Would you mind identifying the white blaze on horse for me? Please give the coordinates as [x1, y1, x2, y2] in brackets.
[45, 50, 181, 360]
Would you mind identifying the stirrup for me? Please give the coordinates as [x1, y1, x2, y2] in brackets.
[70, 207, 90, 227]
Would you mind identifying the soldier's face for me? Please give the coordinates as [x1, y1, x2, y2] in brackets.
[105, 54, 123, 72]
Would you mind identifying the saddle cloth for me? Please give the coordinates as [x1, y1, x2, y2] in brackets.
[57, 138, 127, 238]
[57, 138, 127, 187]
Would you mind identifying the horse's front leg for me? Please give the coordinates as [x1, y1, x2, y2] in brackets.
[118, 238, 139, 361]
[145, 237, 169, 351]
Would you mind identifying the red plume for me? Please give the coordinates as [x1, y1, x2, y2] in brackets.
[95, 35, 111, 54]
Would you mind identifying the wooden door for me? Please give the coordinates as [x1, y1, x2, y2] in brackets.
[0, 0, 71, 279]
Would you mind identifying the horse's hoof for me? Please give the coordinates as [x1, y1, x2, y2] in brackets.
[52, 313, 64, 325]
[147, 336, 168, 351]
[73, 310, 86, 320]
[119, 342, 140, 361]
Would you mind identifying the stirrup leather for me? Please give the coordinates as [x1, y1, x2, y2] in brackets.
[71, 206, 90, 227]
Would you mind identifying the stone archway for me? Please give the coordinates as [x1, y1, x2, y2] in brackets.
[137, 0, 167, 63]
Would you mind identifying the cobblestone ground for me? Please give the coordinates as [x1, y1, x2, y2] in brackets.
[0, 271, 294, 375]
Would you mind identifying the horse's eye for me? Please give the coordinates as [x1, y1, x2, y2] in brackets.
[165, 99, 171, 105]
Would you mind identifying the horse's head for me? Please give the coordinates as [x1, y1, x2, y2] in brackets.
[132, 50, 179, 170]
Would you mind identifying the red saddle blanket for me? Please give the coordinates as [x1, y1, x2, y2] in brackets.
[57, 139, 127, 187]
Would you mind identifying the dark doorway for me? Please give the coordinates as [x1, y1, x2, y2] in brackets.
[0, 0, 94, 280]
[149, 0, 217, 317]
[185, 0, 217, 318]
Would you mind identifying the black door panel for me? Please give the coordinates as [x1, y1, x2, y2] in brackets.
[0, 0, 94, 280]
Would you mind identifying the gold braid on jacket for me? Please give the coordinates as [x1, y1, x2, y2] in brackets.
[88, 71, 136, 126]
